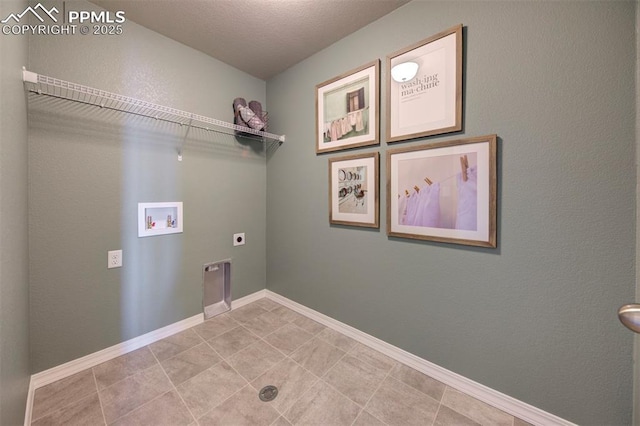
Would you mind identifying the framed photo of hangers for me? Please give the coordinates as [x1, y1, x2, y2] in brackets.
[387, 134, 496, 248]
[316, 60, 380, 154]
[386, 24, 463, 143]
[329, 152, 379, 228]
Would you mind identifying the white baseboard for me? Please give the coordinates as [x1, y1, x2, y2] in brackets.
[231, 289, 266, 309]
[265, 290, 575, 426]
[23, 377, 35, 426]
[23, 290, 264, 426]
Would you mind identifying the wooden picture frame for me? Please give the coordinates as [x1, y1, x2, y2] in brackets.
[387, 134, 496, 247]
[316, 60, 380, 154]
[329, 152, 379, 228]
[386, 24, 463, 143]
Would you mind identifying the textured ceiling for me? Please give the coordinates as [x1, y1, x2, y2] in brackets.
[91, 0, 411, 80]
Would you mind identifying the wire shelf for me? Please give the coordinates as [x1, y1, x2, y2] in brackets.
[22, 68, 285, 154]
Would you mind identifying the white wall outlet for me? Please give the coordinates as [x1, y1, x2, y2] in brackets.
[233, 233, 245, 246]
[108, 250, 122, 268]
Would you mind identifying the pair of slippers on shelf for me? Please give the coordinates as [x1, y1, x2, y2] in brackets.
[233, 98, 266, 131]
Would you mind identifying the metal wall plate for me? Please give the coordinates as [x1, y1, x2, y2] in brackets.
[203, 260, 231, 319]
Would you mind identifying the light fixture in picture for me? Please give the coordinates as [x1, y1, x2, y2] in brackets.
[391, 61, 419, 82]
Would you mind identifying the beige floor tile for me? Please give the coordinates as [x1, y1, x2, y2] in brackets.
[514, 417, 535, 426]
[284, 380, 360, 425]
[93, 346, 158, 389]
[348, 343, 398, 372]
[290, 337, 346, 377]
[160, 342, 222, 386]
[228, 303, 269, 324]
[270, 305, 303, 323]
[352, 410, 385, 426]
[30, 297, 534, 426]
[263, 323, 314, 355]
[207, 325, 260, 358]
[93, 346, 158, 390]
[323, 355, 388, 406]
[434, 404, 480, 426]
[32, 369, 97, 420]
[110, 390, 193, 426]
[99, 364, 172, 424]
[243, 311, 290, 337]
[197, 385, 280, 426]
[389, 363, 446, 401]
[272, 416, 293, 426]
[227, 340, 285, 381]
[31, 392, 104, 426]
[149, 329, 204, 362]
[251, 358, 318, 414]
[365, 376, 440, 426]
[176, 361, 247, 419]
[191, 313, 238, 341]
[291, 315, 325, 335]
[441, 387, 514, 426]
[253, 298, 282, 312]
[316, 328, 358, 352]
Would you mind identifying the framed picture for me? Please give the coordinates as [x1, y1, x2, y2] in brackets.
[329, 152, 379, 228]
[316, 60, 380, 154]
[386, 24, 463, 143]
[387, 134, 496, 247]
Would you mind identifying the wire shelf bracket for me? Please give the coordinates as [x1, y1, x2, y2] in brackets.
[22, 68, 285, 157]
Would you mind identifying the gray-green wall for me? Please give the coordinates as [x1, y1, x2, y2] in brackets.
[0, 0, 30, 424]
[266, 2, 636, 425]
[8, 0, 638, 424]
[28, 0, 268, 372]
[635, 2, 640, 424]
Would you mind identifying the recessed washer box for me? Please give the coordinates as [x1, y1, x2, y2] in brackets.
[138, 202, 183, 237]
[203, 259, 231, 319]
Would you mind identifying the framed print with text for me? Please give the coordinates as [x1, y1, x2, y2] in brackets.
[387, 134, 496, 247]
[386, 24, 463, 143]
[329, 152, 379, 228]
[316, 60, 380, 154]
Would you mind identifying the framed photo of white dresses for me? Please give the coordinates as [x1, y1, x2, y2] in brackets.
[387, 135, 496, 247]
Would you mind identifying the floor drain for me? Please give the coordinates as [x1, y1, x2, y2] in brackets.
[259, 385, 278, 402]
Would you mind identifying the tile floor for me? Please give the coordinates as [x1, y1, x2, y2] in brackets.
[31, 298, 533, 426]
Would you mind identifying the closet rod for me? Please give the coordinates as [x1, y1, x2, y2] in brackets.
[21, 68, 286, 145]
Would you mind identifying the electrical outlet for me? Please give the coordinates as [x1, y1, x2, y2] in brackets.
[108, 250, 122, 268]
[233, 233, 245, 246]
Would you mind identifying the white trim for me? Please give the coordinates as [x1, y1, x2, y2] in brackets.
[265, 290, 575, 426]
[23, 377, 35, 426]
[23, 290, 264, 425]
[231, 289, 266, 309]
